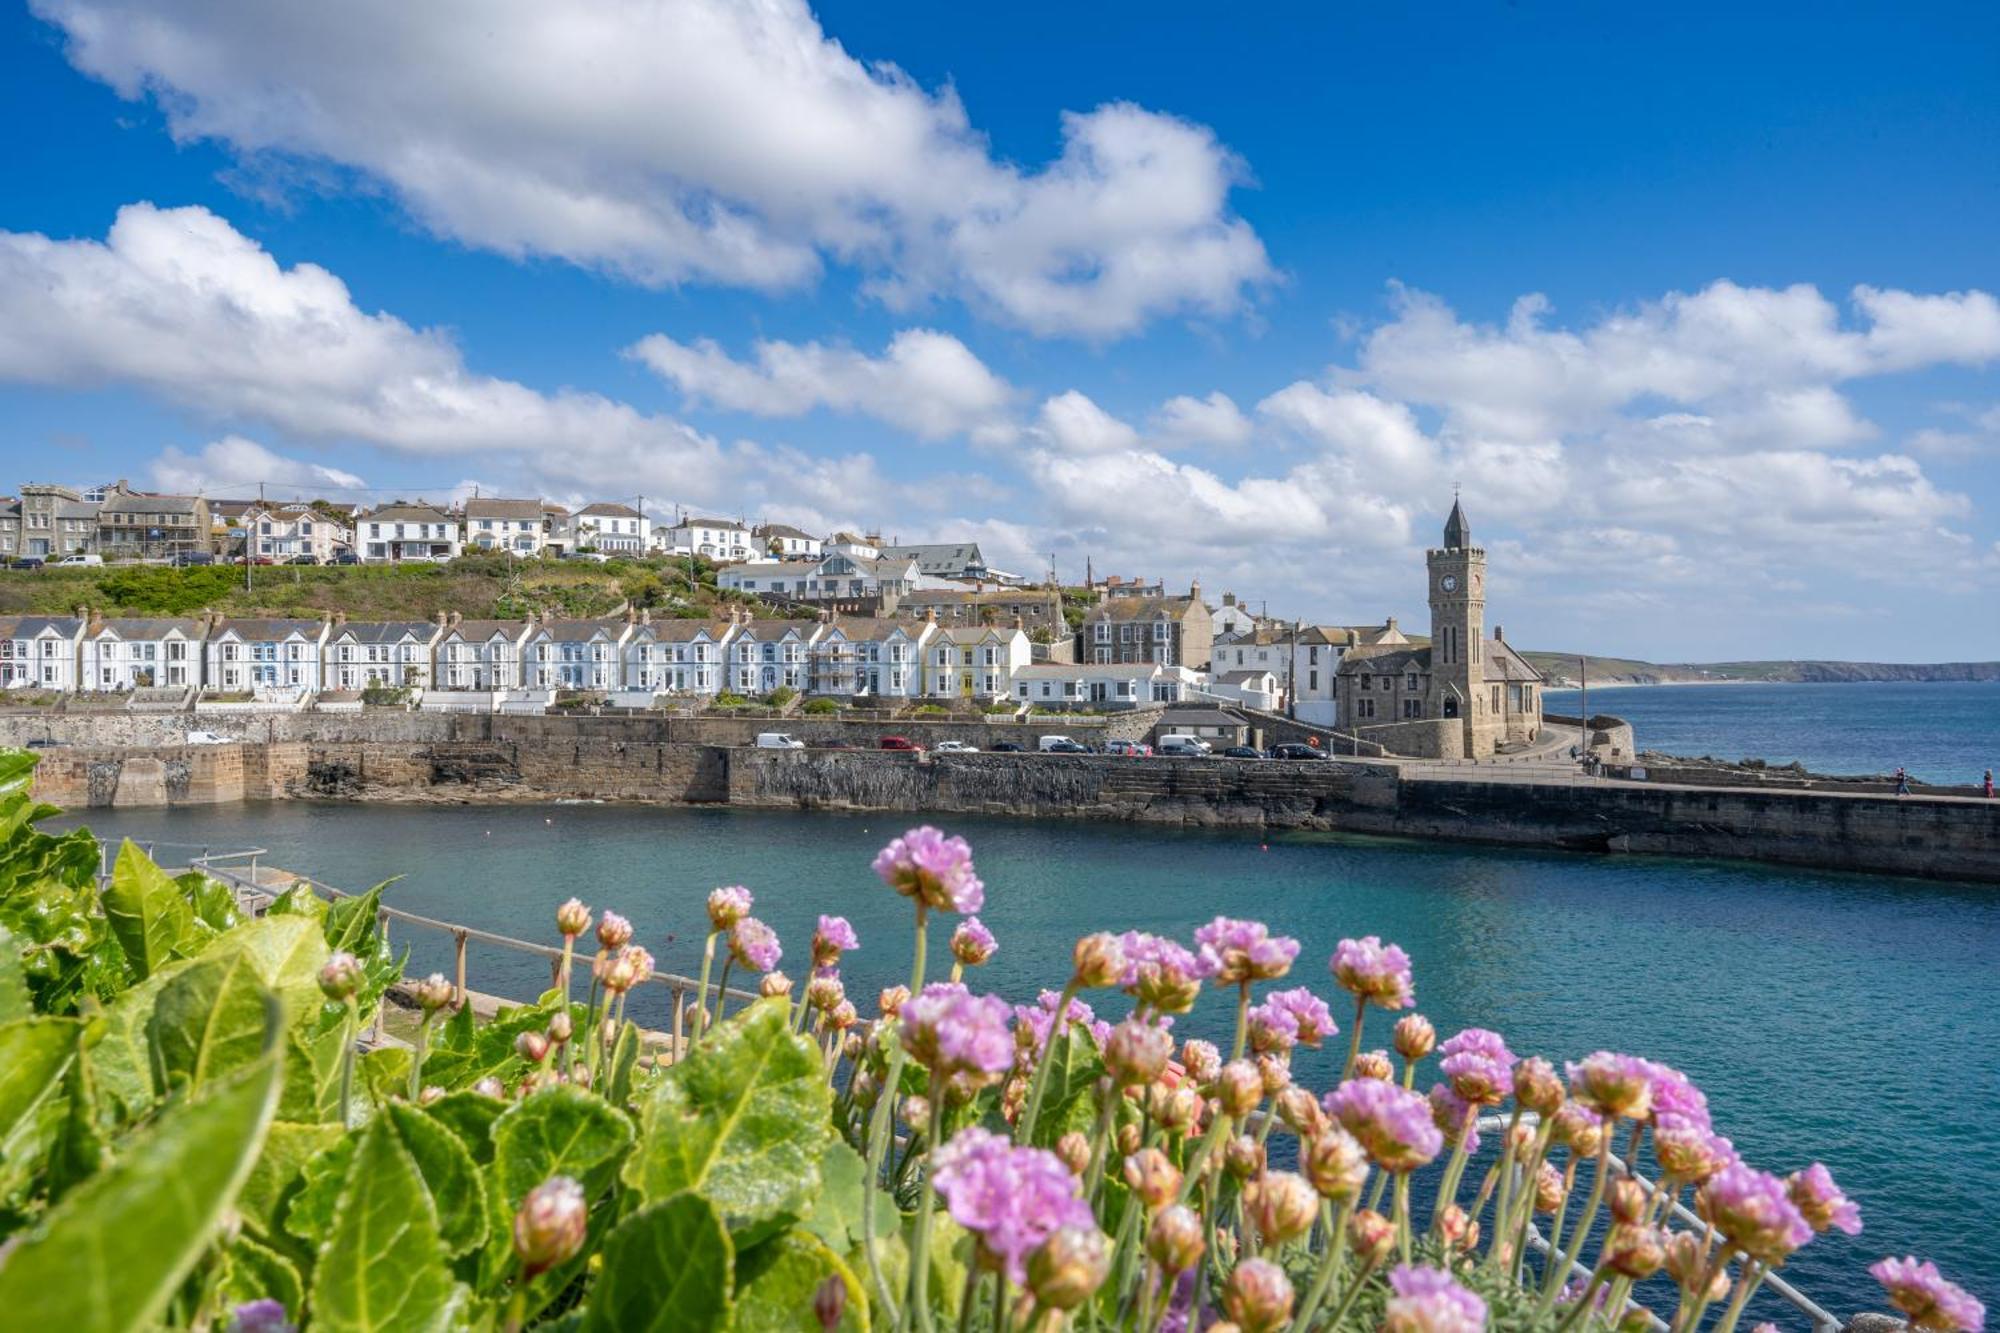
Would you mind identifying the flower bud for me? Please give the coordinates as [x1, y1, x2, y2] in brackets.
[1224, 1134, 1265, 1180]
[317, 951, 362, 1002]
[1609, 1177, 1649, 1225]
[1663, 1231, 1708, 1288]
[1392, 1013, 1436, 1062]
[829, 999, 858, 1030]
[877, 984, 909, 1018]
[419, 1085, 445, 1106]
[1352, 1049, 1394, 1081]
[1438, 1203, 1478, 1251]
[1222, 1257, 1295, 1333]
[1148, 1083, 1200, 1134]
[704, 887, 749, 932]
[1123, 1148, 1182, 1210]
[760, 971, 793, 999]
[1181, 1039, 1221, 1086]
[813, 1274, 845, 1331]
[1257, 1054, 1292, 1096]
[1147, 1204, 1205, 1273]
[1276, 1086, 1326, 1137]
[1349, 1209, 1396, 1264]
[568, 1061, 591, 1089]
[1244, 1171, 1317, 1244]
[1027, 1226, 1110, 1311]
[1617, 1310, 1656, 1333]
[1105, 1020, 1173, 1086]
[1055, 1131, 1091, 1176]
[1508, 1122, 1536, 1156]
[1117, 1122, 1142, 1157]
[516, 1030, 551, 1064]
[1217, 1060, 1263, 1118]
[546, 1011, 574, 1044]
[850, 1068, 881, 1110]
[513, 1176, 587, 1278]
[1514, 1055, 1564, 1115]
[596, 911, 633, 950]
[600, 1016, 618, 1047]
[1553, 1102, 1605, 1157]
[1303, 1126, 1369, 1201]
[1534, 1162, 1566, 1213]
[1071, 932, 1126, 988]
[1605, 1222, 1667, 1280]
[473, 1076, 505, 1099]
[555, 897, 591, 938]
[843, 1033, 866, 1060]
[903, 1095, 932, 1135]
[414, 973, 454, 1014]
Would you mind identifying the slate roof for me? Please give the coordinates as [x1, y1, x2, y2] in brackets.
[210, 618, 325, 640]
[465, 498, 547, 522]
[1338, 646, 1431, 675]
[440, 619, 530, 641]
[1089, 596, 1197, 621]
[754, 523, 816, 541]
[877, 542, 984, 575]
[640, 619, 734, 642]
[359, 503, 455, 523]
[329, 621, 438, 644]
[91, 617, 207, 638]
[576, 502, 642, 519]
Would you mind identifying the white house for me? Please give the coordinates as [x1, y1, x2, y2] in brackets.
[719, 553, 921, 602]
[753, 523, 823, 559]
[356, 503, 462, 563]
[925, 625, 1032, 700]
[621, 616, 734, 695]
[725, 616, 820, 695]
[877, 542, 991, 582]
[78, 615, 205, 692]
[573, 502, 649, 554]
[1209, 621, 1409, 725]
[463, 499, 551, 557]
[663, 517, 754, 563]
[204, 617, 328, 696]
[0, 615, 85, 690]
[522, 619, 629, 690]
[1011, 662, 1199, 709]
[432, 616, 532, 691]
[716, 560, 816, 599]
[1212, 593, 1261, 639]
[826, 532, 880, 561]
[1207, 669, 1281, 712]
[808, 617, 932, 698]
[241, 505, 351, 563]
[323, 619, 441, 691]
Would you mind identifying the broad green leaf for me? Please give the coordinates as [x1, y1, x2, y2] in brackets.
[88, 960, 189, 1123]
[102, 840, 194, 981]
[282, 1132, 356, 1250]
[358, 1045, 412, 1105]
[242, 1120, 345, 1240]
[0, 1016, 81, 1197]
[583, 1192, 733, 1333]
[436, 994, 477, 1053]
[276, 1021, 347, 1124]
[149, 948, 269, 1095]
[1028, 1022, 1106, 1147]
[266, 883, 327, 923]
[0, 1003, 283, 1333]
[324, 880, 392, 958]
[44, 1046, 106, 1204]
[735, 1230, 867, 1333]
[204, 915, 329, 1025]
[604, 1020, 640, 1107]
[422, 1090, 503, 1165]
[421, 998, 554, 1092]
[219, 1233, 303, 1322]
[0, 925, 31, 1022]
[625, 997, 831, 1239]
[309, 1118, 467, 1333]
[178, 870, 242, 934]
[382, 1102, 489, 1258]
[494, 1084, 634, 1205]
[802, 1141, 900, 1257]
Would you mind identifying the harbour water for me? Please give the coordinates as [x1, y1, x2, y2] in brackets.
[65, 799, 1998, 1319]
[1549, 680, 2000, 786]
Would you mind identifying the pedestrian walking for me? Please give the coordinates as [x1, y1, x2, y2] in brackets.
[1894, 766, 1910, 796]
[1984, 768, 1994, 799]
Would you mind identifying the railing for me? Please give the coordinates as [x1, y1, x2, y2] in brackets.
[155, 843, 758, 1061]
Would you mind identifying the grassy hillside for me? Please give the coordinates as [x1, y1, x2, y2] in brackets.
[0, 553, 755, 622]
[1522, 652, 2000, 685]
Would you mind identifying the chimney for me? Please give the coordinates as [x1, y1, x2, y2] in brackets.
[86, 606, 102, 635]
[73, 603, 88, 621]
[925, 607, 938, 625]
[1012, 613, 1025, 631]
[1493, 625, 1504, 642]
[639, 607, 651, 626]
[333, 610, 348, 627]
[1223, 592, 1236, 608]
[1346, 629, 1359, 647]
[1385, 616, 1397, 633]
[817, 608, 831, 624]
[1190, 577, 1202, 601]
[435, 609, 447, 627]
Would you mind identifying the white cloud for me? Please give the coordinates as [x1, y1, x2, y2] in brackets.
[1152, 391, 1253, 448]
[150, 436, 366, 496]
[626, 327, 1014, 441]
[33, 0, 1271, 337]
[1033, 391, 1141, 455]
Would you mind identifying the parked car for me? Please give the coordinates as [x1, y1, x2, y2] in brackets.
[1270, 743, 1330, 760]
[565, 550, 611, 563]
[933, 739, 980, 754]
[818, 738, 854, 750]
[1105, 739, 1152, 756]
[1158, 735, 1213, 757]
[332, 551, 362, 565]
[169, 551, 215, 567]
[234, 555, 275, 566]
[285, 554, 319, 566]
[988, 741, 1025, 753]
[1037, 735, 1088, 754]
[879, 735, 923, 752]
[53, 553, 103, 567]
[23, 737, 61, 748]
[185, 730, 237, 745]
[1219, 745, 1266, 759]
[754, 732, 805, 750]
[9, 557, 44, 571]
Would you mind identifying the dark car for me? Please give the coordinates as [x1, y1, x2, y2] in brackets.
[1042, 739, 1088, 754]
[332, 551, 363, 565]
[988, 741, 1025, 753]
[878, 735, 923, 752]
[9, 557, 44, 571]
[1219, 745, 1266, 759]
[169, 551, 215, 567]
[1270, 743, 1330, 760]
[818, 738, 854, 750]
[285, 554, 320, 566]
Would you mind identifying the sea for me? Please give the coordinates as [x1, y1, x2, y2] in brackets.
[62, 799, 2000, 1322]
[1547, 680, 2000, 787]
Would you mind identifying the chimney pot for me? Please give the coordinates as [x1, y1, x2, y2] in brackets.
[1385, 616, 1397, 631]
[1494, 625, 1504, 641]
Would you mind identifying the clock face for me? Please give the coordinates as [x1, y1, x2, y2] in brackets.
[1439, 574, 1458, 593]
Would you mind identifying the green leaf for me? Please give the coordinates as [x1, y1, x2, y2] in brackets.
[206, 915, 329, 1026]
[148, 947, 269, 1096]
[265, 882, 328, 923]
[734, 1230, 867, 1333]
[276, 1021, 347, 1124]
[178, 870, 242, 935]
[604, 1019, 640, 1107]
[44, 1046, 106, 1204]
[0, 1016, 81, 1197]
[583, 1193, 733, 1333]
[281, 1132, 356, 1250]
[421, 1090, 504, 1165]
[324, 880, 393, 958]
[358, 1045, 413, 1106]
[625, 997, 832, 1240]
[1027, 1022, 1107, 1147]
[802, 1141, 900, 1257]
[494, 1084, 634, 1206]
[308, 1118, 467, 1333]
[0, 1001, 283, 1333]
[219, 1232, 303, 1322]
[382, 1102, 489, 1258]
[241, 1120, 345, 1240]
[0, 925, 31, 1023]
[102, 839, 194, 981]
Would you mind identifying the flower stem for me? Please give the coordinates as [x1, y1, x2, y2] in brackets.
[1286, 1199, 1352, 1333]
[337, 996, 358, 1125]
[906, 1068, 945, 1332]
[1710, 1260, 1767, 1333]
[861, 1040, 906, 1328]
[408, 1013, 431, 1101]
[1342, 995, 1366, 1079]
[713, 957, 735, 1028]
[1551, 1263, 1611, 1333]
[1536, 1134, 1613, 1319]
[1016, 978, 1078, 1146]
[1428, 1107, 1476, 1239]
[559, 936, 575, 1006]
[1394, 1172, 1413, 1262]
[1230, 981, 1252, 1062]
[692, 930, 717, 1040]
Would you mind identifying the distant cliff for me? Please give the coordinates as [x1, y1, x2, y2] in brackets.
[1522, 654, 2000, 686]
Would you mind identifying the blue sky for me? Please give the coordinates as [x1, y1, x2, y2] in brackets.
[3, 1, 1997, 660]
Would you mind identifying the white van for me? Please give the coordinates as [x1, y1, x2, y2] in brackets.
[1158, 735, 1213, 757]
[54, 553, 103, 567]
[755, 732, 806, 750]
[1037, 734, 1086, 753]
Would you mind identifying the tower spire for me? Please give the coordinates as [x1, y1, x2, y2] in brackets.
[1442, 492, 1470, 549]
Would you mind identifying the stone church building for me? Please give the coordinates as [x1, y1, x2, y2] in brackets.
[1334, 499, 1545, 759]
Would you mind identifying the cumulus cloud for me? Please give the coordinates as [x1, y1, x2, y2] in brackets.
[32, 0, 1271, 337]
[150, 436, 366, 496]
[1152, 391, 1253, 448]
[1033, 391, 1141, 455]
[626, 327, 1015, 441]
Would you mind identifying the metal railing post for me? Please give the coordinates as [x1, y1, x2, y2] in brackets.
[452, 929, 469, 1007]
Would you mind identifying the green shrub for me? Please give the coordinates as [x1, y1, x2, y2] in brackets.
[801, 697, 841, 715]
[763, 685, 799, 707]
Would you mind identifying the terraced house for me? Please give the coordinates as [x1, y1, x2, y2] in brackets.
[431, 616, 532, 691]
[462, 498, 550, 556]
[324, 617, 440, 690]
[241, 504, 350, 563]
[522, 617, 624, 690]
[77, 614, 204, 691]
[807, 615, 931, 698]
[356, 502, 461, 562]
[94, 482, 209, 560]
[925, 624, 1032, 700]
[0, 615, 84, 690]
[203, 616, 328, 696]
[622, 615, 732, 695]
[725, 614, 818, 695]
[1081, 581, 1214, 671]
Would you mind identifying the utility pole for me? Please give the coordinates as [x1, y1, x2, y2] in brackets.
[245, 481, 262, 594]
[1578, 654, 1588, 770]
[1287, 618, 1300, 720]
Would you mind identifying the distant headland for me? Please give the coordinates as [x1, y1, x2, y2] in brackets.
[1528, 655, 2000, 687]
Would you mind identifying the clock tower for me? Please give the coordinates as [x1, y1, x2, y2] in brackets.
[1426, 496, 1486, 749]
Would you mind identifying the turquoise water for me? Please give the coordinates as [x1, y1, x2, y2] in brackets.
[65, 801, 1999, 1319]
[1549, 680, 2000, 786]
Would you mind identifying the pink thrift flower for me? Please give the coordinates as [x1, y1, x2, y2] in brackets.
[902, 983, 1014, 1082]
[705, 886, 752, 932]
[951, 916, 998, 966]
[1638, 1058, 1712, 1130]
[930, 1127, 1093, 1285]
[1428, 1083, 1481, 1151]
[1323, 1078, 1443, 1173]
[1786, 1163, 1862, 1236]
[1871, 1257, 1985, 1333]
[1013, 989, 1098, 1058]
[1699, 1163, 1814, 1266]
[873, 825, 984, 914]
[1653, 1112, 1735, 1183]
[727, 917, 781, 974]
[1384, 1264, 1487, 1333]
[811, 914, 859, 968]
[1329, 935, 1416, 1009]
[1194, 917, 1300, 985]
[1438, 1027, 1516, 1105]
[1566, 1051, 1655, 1120]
